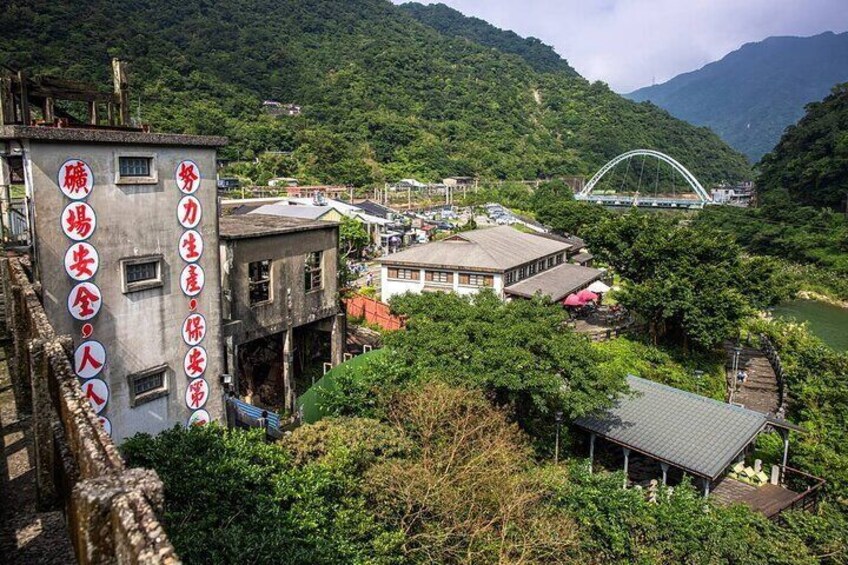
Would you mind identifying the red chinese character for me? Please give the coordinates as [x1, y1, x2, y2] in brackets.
[178, 163, 198, 192]
[73, 285, 100, 317]
[69, 244, 95, 278]
[184, 315, 205, 343]
[63, 162, 90, 195]
[186, 348, 206, 376]
[181, 198, 199, 226]
[185, 265, 201, 294]
[84, 381, 105, 406]
[78, 345, 103, 372]
[188, 380, 205, 408]
[182, 232, 200, 259]
[65, 204, 94, 239]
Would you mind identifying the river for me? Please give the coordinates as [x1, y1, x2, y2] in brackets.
[772, 299, 848, 351]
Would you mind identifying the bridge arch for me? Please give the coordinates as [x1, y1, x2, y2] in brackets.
[580, 149, 711, 203]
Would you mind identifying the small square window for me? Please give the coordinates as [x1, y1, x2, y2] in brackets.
[119, 157, 152, 177]
[128, 365, 169, 407]
[249, 260, 271, 305]
[121, 256, 163, 293]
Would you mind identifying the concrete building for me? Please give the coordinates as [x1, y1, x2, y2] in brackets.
[219, 214, 343, 414]
[378, 226, 603, 303]
[1, 125, 227, 442]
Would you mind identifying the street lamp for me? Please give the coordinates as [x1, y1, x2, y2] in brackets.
[554, 411, 564, 464]
[693, 370, 704, 394]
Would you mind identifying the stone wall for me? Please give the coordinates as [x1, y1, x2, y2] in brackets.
[2, 256, 180, 564]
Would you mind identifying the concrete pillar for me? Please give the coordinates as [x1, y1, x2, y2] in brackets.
[588, 433, 596, 474]
[660, 462, 669, 486]
[0, 156, 11, 243]
[702, 478, 711, 498]
[282, 329, 295, 412]
[11, 284, 32, 415]
[781, 429, 790, 483]
[28, 338, 58, 510]
[330, 313, 345, 367]
[622, 447, 630, 488]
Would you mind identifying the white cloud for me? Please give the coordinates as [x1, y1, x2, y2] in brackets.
[396, 0, 848, 92]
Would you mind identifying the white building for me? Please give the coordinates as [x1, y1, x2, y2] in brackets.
[378, 226, 603, 302]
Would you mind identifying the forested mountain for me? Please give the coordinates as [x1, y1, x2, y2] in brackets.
[2, 0, 749, 184]
[627, 32, 848, 162]
[758, 83, 848, 210]
[400, 2, 578, 76]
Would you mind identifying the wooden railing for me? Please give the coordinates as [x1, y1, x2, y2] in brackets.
[773, 466, 825, 522]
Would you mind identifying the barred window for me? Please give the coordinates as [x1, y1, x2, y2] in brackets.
[128, 365, 169, 407]
[121, 256, 163, 293]
[249, 260, 271, 305]
[126, 261, 157, 284]
[305, 251, 323, 292]
[119, 157, 152, 177]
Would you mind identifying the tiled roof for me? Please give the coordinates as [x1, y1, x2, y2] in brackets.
[377, 226, 571, 272]
[574, 375, 769, 479]
[504, 263, 603, 301]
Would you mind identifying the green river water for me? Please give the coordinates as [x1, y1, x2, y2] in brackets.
[772, 299, 848, 351]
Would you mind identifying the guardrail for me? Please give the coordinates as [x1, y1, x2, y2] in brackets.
[2, 256, 179, 563]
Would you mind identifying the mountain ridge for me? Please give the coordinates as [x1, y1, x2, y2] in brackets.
[627, 31, 848, 162]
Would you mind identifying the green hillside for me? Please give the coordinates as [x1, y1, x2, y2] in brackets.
[627, 32, 848, 162]
[2, 0, 750, 185]
[400, 2, 578, 76]
[758, 83, 848, 210]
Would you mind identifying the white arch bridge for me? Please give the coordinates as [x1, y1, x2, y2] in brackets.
[574, 149, 712, 209]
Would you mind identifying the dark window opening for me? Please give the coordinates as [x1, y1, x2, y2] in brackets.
[249, 260, 271, 305]
[305, 251, 322, 292]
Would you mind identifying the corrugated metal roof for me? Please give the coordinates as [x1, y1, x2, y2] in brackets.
[504, 263, 603, 301]
[574, 375, 769, 479]
[249, 204, 334, 220]
[377, 226, 571, 271]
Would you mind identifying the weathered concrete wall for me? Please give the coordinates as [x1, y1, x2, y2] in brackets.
[26, 140, 224, 442]
[223, 226, 339, 345]
[2, 257, 180, 564]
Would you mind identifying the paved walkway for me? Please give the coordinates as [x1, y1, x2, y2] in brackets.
[0, 345, 74, 564]
[724, 342, 780, 414]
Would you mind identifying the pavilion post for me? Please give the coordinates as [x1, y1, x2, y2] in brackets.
[660, 462, 669, 486]
[702, 478, 710, 498]
[588, 433, 596, 473]
[780, 429, 790, 483]
[622, 447, 630, 488]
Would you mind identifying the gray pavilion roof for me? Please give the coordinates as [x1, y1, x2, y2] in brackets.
[504, 263, 603, 301]
[574, 375, 771, 480]
[377, 226, 571, 273]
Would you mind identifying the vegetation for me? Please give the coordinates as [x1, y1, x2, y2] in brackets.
[585, 212, 792, 350]
[627, 32, 848, 162]
[124, 381, 835, 564]
[2, 0, 749, 185]
[757, 83, 848, 210]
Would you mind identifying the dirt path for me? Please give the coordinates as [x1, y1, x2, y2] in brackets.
[724, 342, 780, 414]
[0, 345, 74, 564]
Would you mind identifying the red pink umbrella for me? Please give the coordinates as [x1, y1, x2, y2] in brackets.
[563, 293, 585, 307]
[576, 289, 599, 302]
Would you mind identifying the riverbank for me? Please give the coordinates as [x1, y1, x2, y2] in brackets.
[796, 289, 848, 310]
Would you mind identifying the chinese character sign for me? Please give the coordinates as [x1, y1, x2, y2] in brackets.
[58, 159, 94, 200]
[178, 229, 204, 262]
[176, 160, 200, 194]
[82, 378, 109, 415]
[180, 263, 205, 297]
[67, 282, 102, 321]
[62, 202, 97, 241]
[74, 340, 106, 380]
[187, 409, 210, 427]
[178, 195, 202, 229]
[64, 242, 100, 281]
[182, 312, 206, 346]
[185, 378, 209, 410]
[184, 345, 207, 378]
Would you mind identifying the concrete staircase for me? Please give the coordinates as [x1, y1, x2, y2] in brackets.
[724, 343, 780, 414]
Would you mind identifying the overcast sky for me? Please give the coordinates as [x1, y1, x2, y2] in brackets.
[395, 0, 848, 93]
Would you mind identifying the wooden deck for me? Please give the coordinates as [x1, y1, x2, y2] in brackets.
[711, 477, 800, 518]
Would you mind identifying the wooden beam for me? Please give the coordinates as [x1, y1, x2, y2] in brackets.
[88, 101, 99, 125]
[17, 71, 30, 125]
[43, 97, 54, 123]
[0, 77, 15, 125]
[112, 59, 129, 126]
